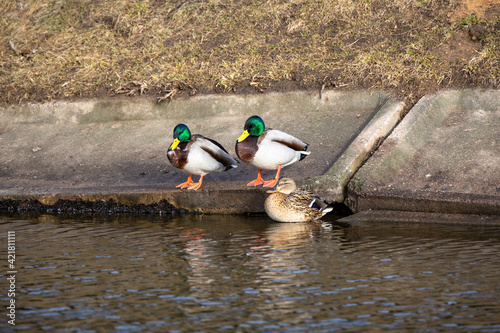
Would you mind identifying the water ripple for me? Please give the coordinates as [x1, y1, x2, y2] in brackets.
[1, 214, 500, 332]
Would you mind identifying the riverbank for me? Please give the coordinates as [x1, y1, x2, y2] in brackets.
[1, 89, 498, 222]
[0, 90, 400, 213]
[1, 0, 499, 222]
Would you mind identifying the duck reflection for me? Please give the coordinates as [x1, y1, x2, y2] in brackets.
[171, 215, 348, 314]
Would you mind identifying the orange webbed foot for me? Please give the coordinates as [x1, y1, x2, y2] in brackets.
[176, 174, 193, 189]
[247, 170, 265, 187]
[263, 178, 279, 188]
[247, 178, 265, 186]
[263, 166, 281, 188]
[187, 175, 204, 190]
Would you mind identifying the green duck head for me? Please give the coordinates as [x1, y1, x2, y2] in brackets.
[169, 123, 191, 150]
[237, 115, 265, 142]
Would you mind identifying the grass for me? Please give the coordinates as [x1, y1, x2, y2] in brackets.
[0, 0, 498, 106]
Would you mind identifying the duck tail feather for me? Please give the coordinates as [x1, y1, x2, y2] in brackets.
[299, 151, 310, 161]
[321, 207, 334, 216]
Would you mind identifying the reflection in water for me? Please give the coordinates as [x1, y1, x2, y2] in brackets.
[1, 213, 500, 332]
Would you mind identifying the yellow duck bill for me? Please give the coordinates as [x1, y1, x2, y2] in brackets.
[237, 130, 250, 142]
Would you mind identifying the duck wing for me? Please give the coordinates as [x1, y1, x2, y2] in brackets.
[262, 129, 309, 152]
[193, 135, 238, 170]
[285, 189, 316, 208]
[289, 189, 333, 215]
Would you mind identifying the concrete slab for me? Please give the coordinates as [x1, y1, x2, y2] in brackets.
[347, 90, 500, 216]
[0, 90, 402, 213]
[302, 97, 404, 202]
[339, 210, 500, 225]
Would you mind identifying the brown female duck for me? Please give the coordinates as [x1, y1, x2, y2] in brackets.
[265, 178, 333, 222]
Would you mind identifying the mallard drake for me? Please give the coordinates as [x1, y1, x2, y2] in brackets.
[235, 115, 310, 187]
[167, 124, 237, 190]
[265, 178, 333, 222]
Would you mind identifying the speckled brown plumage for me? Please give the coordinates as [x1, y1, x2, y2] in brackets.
[264, 178, 333, 222]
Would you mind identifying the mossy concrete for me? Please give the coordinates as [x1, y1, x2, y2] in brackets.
[0, 90, 401, 213]
[347, 89, 500, 216]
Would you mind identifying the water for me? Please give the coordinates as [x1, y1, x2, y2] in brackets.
[1, 213, 500, 332]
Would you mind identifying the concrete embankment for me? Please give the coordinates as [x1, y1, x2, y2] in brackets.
[0, 89, 498, 221]
[344, 89, 499, 220]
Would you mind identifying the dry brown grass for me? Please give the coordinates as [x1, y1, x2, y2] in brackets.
[1, 0, 498, 106]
